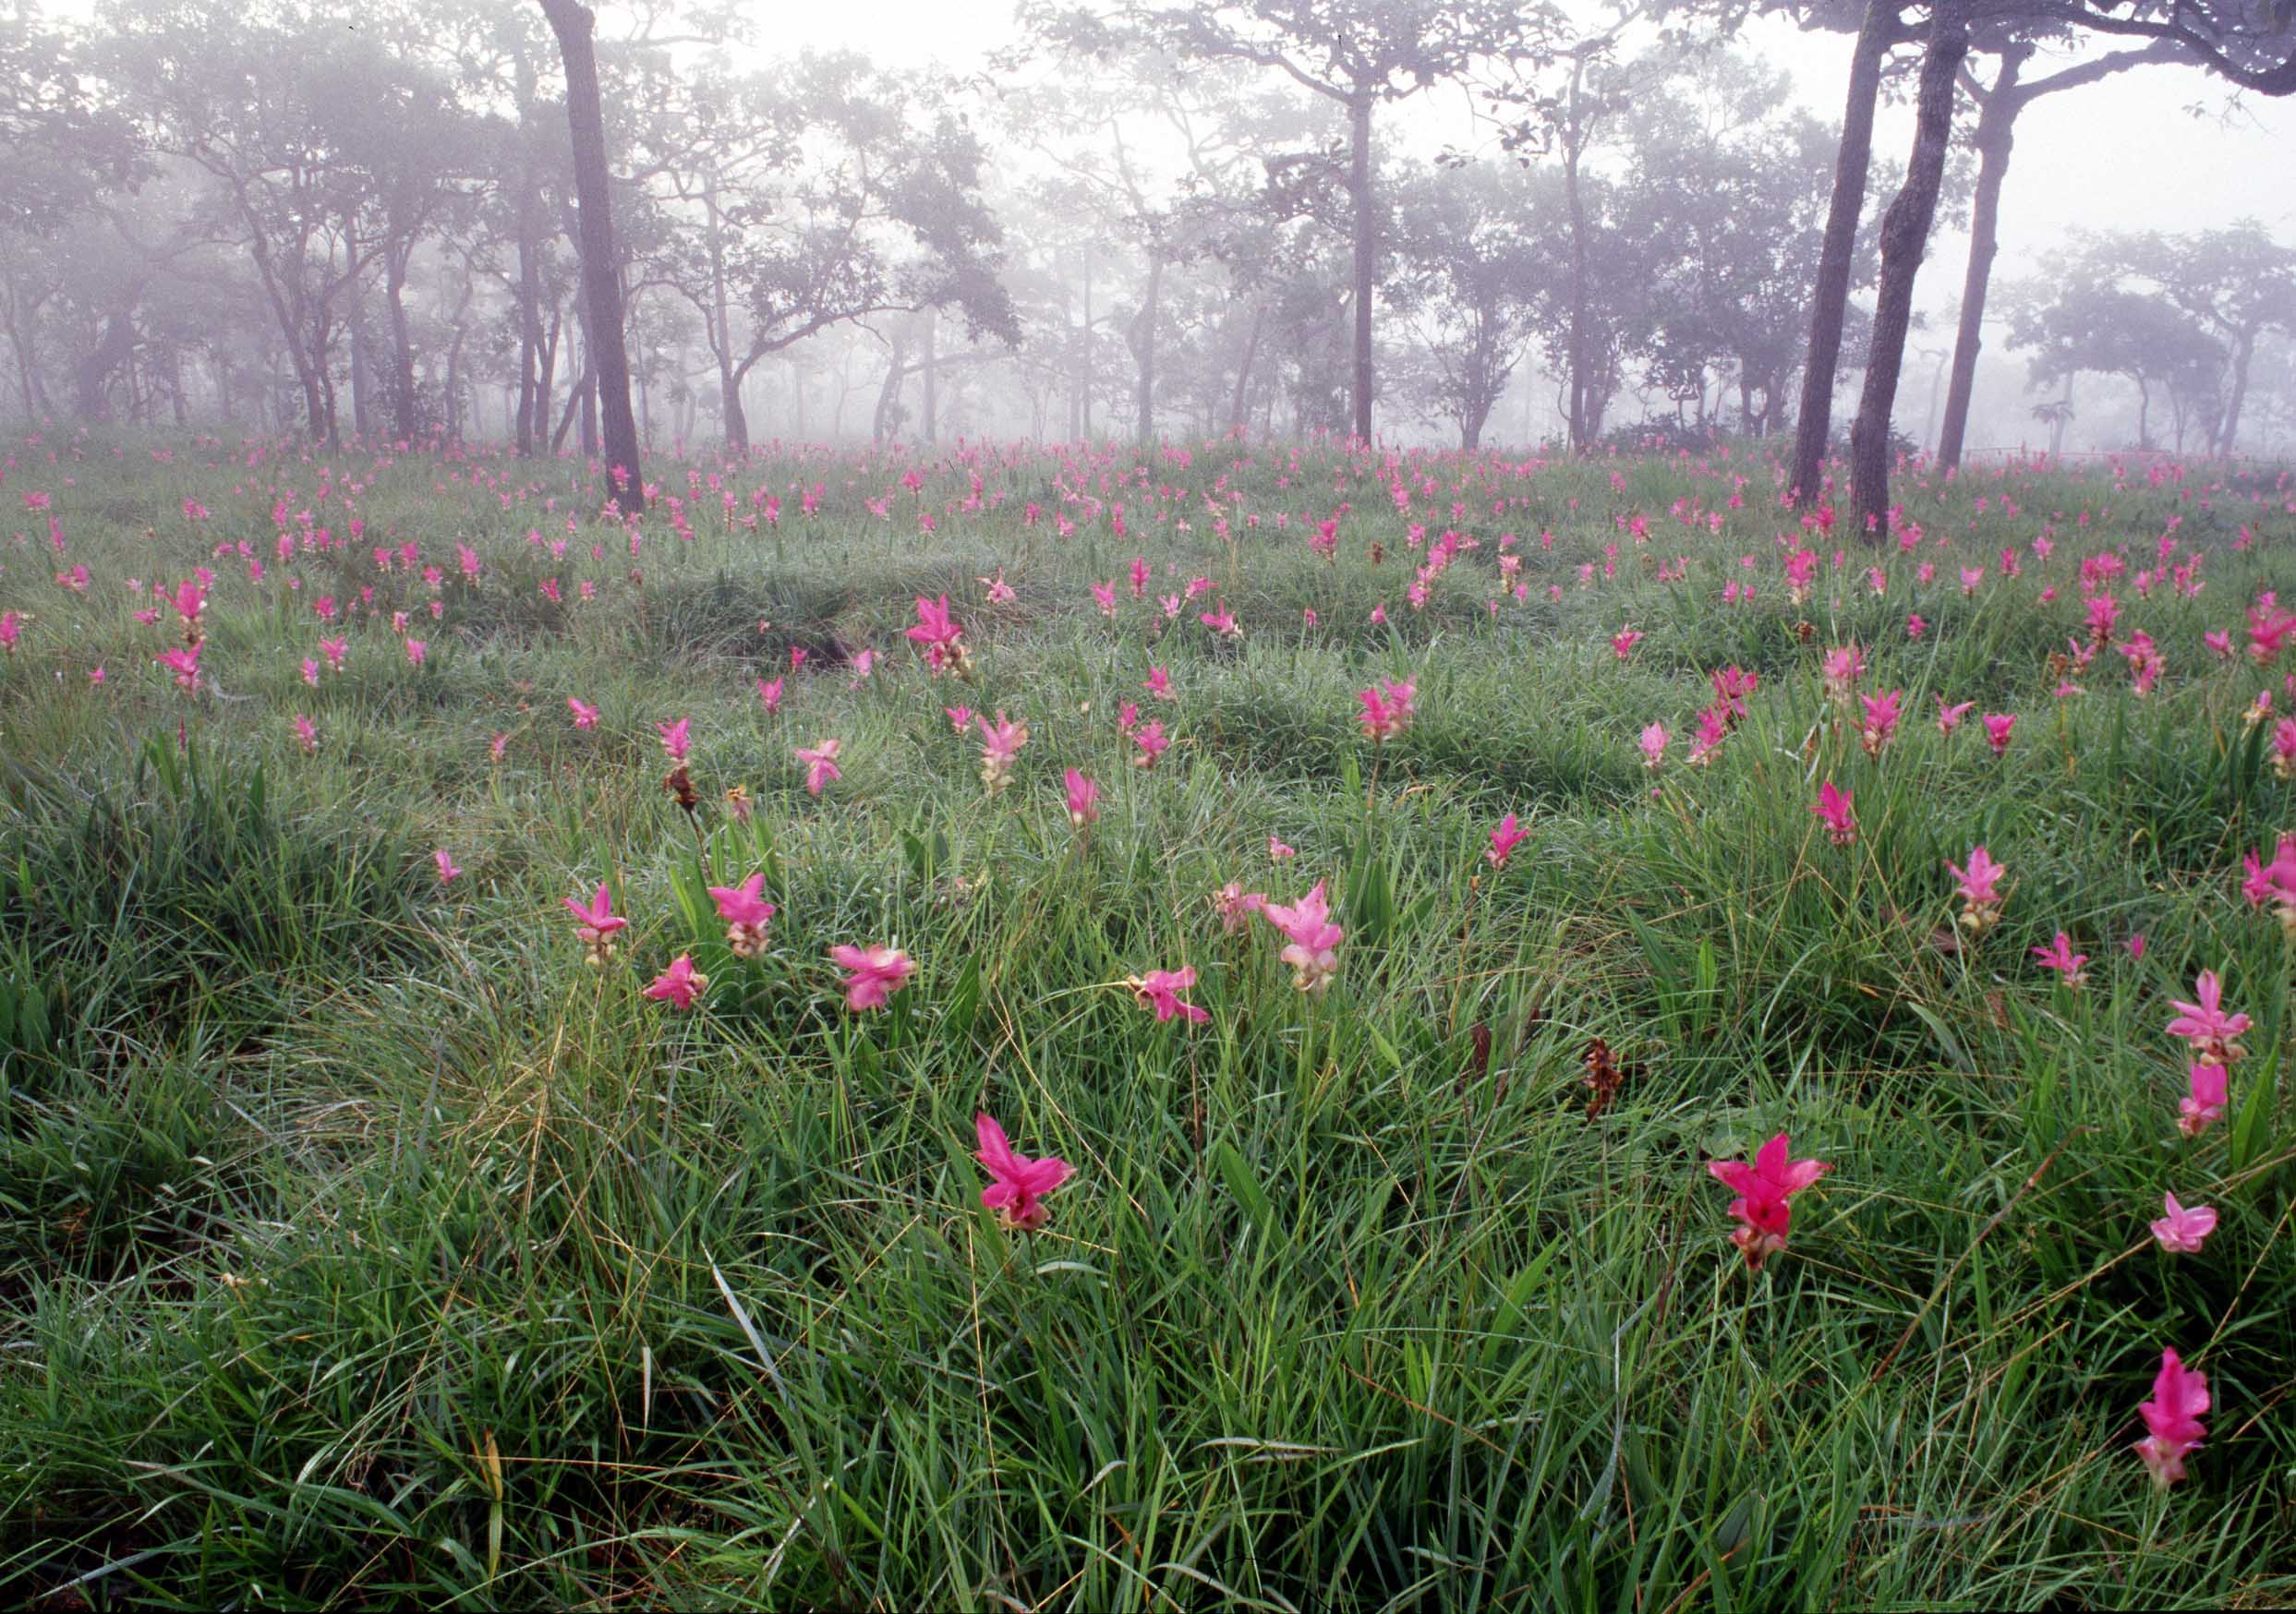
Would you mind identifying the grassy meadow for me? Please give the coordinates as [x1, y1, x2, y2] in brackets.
[2, 430, 2294, 1608]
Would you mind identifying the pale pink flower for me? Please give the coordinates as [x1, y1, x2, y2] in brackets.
[1130, 965, 1211, 1024]
[1213, 882, 1265, 934]
[1065, 768, 1100, 829]
[1144, 666, 1175, 701]
[1130, 720, 1169, 769]
[2150, 1193, 2217, 1256]
[2180, 1062, 2230, 1137]
[2167, 970, 2250, 1064]
[707, 873, 777, 958]
[657, 717, 691, 763]
[974, 711, 1029, 794]
[1638, 723, 1668, 771]
[569, 697, 599, 729]
[795, 738, 842, 797]
[1610, 626, 1642, 660]
[1936, 698, 1975, 735]
[433, 849, 463, 885]
[1262, 881, 1343, 994]
[292, 713, 318, 754]
[1268, 837, 1297, 861]
[829, 944, 912, 1011]
[1357, 680, 1417, 744]
[2031, 932, 2088, 986]
[1948, 845, 2007, 933]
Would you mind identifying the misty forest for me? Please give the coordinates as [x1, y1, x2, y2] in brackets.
[6, 0, 2296, 1608]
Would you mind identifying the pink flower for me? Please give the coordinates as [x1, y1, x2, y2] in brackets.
[2151, 1193, 2217, 1256]
[707, 873, 777, 957]
[1357, 680, 1417, 744]
[404, 638, 427, 668]
[2275, 717, 2296, 781]
[1858, 689, 1903, 755]
[1936, 698, 1975, 735]
[973, 1111, 1075, 1230]
[1130, 965, 1211, 1024]
[2127, 933, 2147, 961]
[2133, 1348, 2209, 1488]
[1144, 666, 1175, 701]
[2180, 1061, 2230, 1137]
[904, 595, 969, 676]
[1065, 768, 1100, 828]
[1091, 580, 1118, 618]
[292, 714, 318, 754]
[644, 954, 708, 1009]
[433, 849, 463, 885]
[1268, 837, 1297, 861]
[756, 677, 783, 714]
[974, 711, 1029, 794]
[0, 610, 21, 653]
[657, 717, 691, 763]
[1821, 644, 1865, 702]
[1130, 720, 1169, 769]
[1810, 781, 1856, 846]
[2242, 836, 2296, 933]
[945, 705, 974, 734]
[1981, 713, 2016, 756]
[564, 883, 627, 964]
[1261, 881, 1343, 994]
[1213, 882, 1266, 933]
[2031, 932, 2088, 986]
[1638, 722, 1668, 771]
[982, 570, 1016, 605]
[156, 644, 202, 693]
[1905, 612, 1927, 640]
[795, 738, 842, 797]
[569, 697, 599, 729]
[2167, 970, 2251, 1064]
[1610, 626, 1643, 660]
[1487, 813, 1529, 869]
[1947, 845, 2006, 930]
[830, 944, 912, 1010]
[1707, 1133, 1830, 1271]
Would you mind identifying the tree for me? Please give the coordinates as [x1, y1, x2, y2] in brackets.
[1848, 0, 1968, 540]
[2119, 221, 2296, 452]
[1024, 0, 1563, 445]
[537, 0, 643, 512]
[2005, 271, 2224, 450]
[1933, 30, 2182, 469]
[1387, 164, 1541, 448]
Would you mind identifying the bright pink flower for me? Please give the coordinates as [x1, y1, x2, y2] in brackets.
[1858, 689, 1903, 754]
[1488, 813, 1529, 868]
[944, 705, 974, 734]
[1090, 580, 1118, 618]
[0, 610, 21, 653]
[1981, 713, 2016, 755]
[982, 570, 1017, 605]
[404, 638, 427, 668]
[1610, 626, 1642, 660]
[292, 713, 318, 754]
[1130, 965, 1211, 1024]
[569, 697, 599, 729]
[829, 944, 912, 1011]
[2133, 1348, 2209, 1488]
[564, 883, 627, 963]
[1948, 845, 2007, 933]
[319, 637, 347, 671]
[2275, 717, 2296, 781]
[1357, 680, 1417, 743]
[434, 849, 463, 885]
[905, 595, 969, 676]
[156, 644, 201, 693]
[795, 739, 842, 797]
[1065, 768, 1100, 828]
[657, 717, 691, 763]
[1130, 719, 1169, 769]
[1936, 697, 1975, 735]
[644, 953, 708, 1009]
[1261, 881, 1343, 994]
[2031, 932, 2088, 986]
[2180, 1061, 2230, 1137]
[755, 677, 783, 714]
[2151, 1193, 2217, 1256]
[1707, 1133, 1830, 1271]
[707, 873, 777, 957]
[1810, 781, 1856, 846]
[2167, 970, 2251, 1064]
[1144, 666, 1175, 701]
[973, 1111, 1074, 1230]
[2127, 933, 2147, 961]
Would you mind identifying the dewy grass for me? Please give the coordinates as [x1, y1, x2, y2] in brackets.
[0, 431, 2291, 1609]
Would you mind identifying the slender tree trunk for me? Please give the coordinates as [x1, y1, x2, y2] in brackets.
[515, 207, 541, 453]
[1938, 54, 2025, 470]
[1347, 90, 1374, 445]
[538, 0, 646, 512]
[386, 244, 418, 440]
[1080, 251, 1094, 440]
[1562, 57, 1592, 452]
[1849, 0, 1968, 541]
[1229, 300, 1264, 434]
[873, 335, 909, 446]
[706, 172, 746, 451]
[922, 307, 938, 443]
[2224, 331, 2254, 453]
[1130, 254, 1162, 444]
[1792, 0, 1902, 506]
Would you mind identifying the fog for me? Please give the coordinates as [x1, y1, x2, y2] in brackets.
[5, 0, 2292, 462]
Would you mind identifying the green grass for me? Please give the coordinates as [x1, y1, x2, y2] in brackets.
[1, 432, 2292, 1609]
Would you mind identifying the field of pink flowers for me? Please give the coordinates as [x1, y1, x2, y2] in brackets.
[2, 429, 2293, 1608]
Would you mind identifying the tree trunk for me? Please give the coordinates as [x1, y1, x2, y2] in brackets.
[922, 307, 938, 443]
[1347, 90, 1374, 445]
[1130, 254, 1162, 444]
[1562, 56, 1592, 452]
[706, 172, 745, 451]
[1229, 300, 1264, 434]
[2224, 330, 2254, 453]
[1937, 52, 2026, 470]
[873, 335, 909, 445]
[386, 243, 419, 441]
[515, 206, 541, 454]
[538, 0, 645, 512]
[1079, 251, 1094, 440]
[72, 311, 138, 420]
[1791, 0, 1901, 506]
[1849, 0, 1968, 542]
